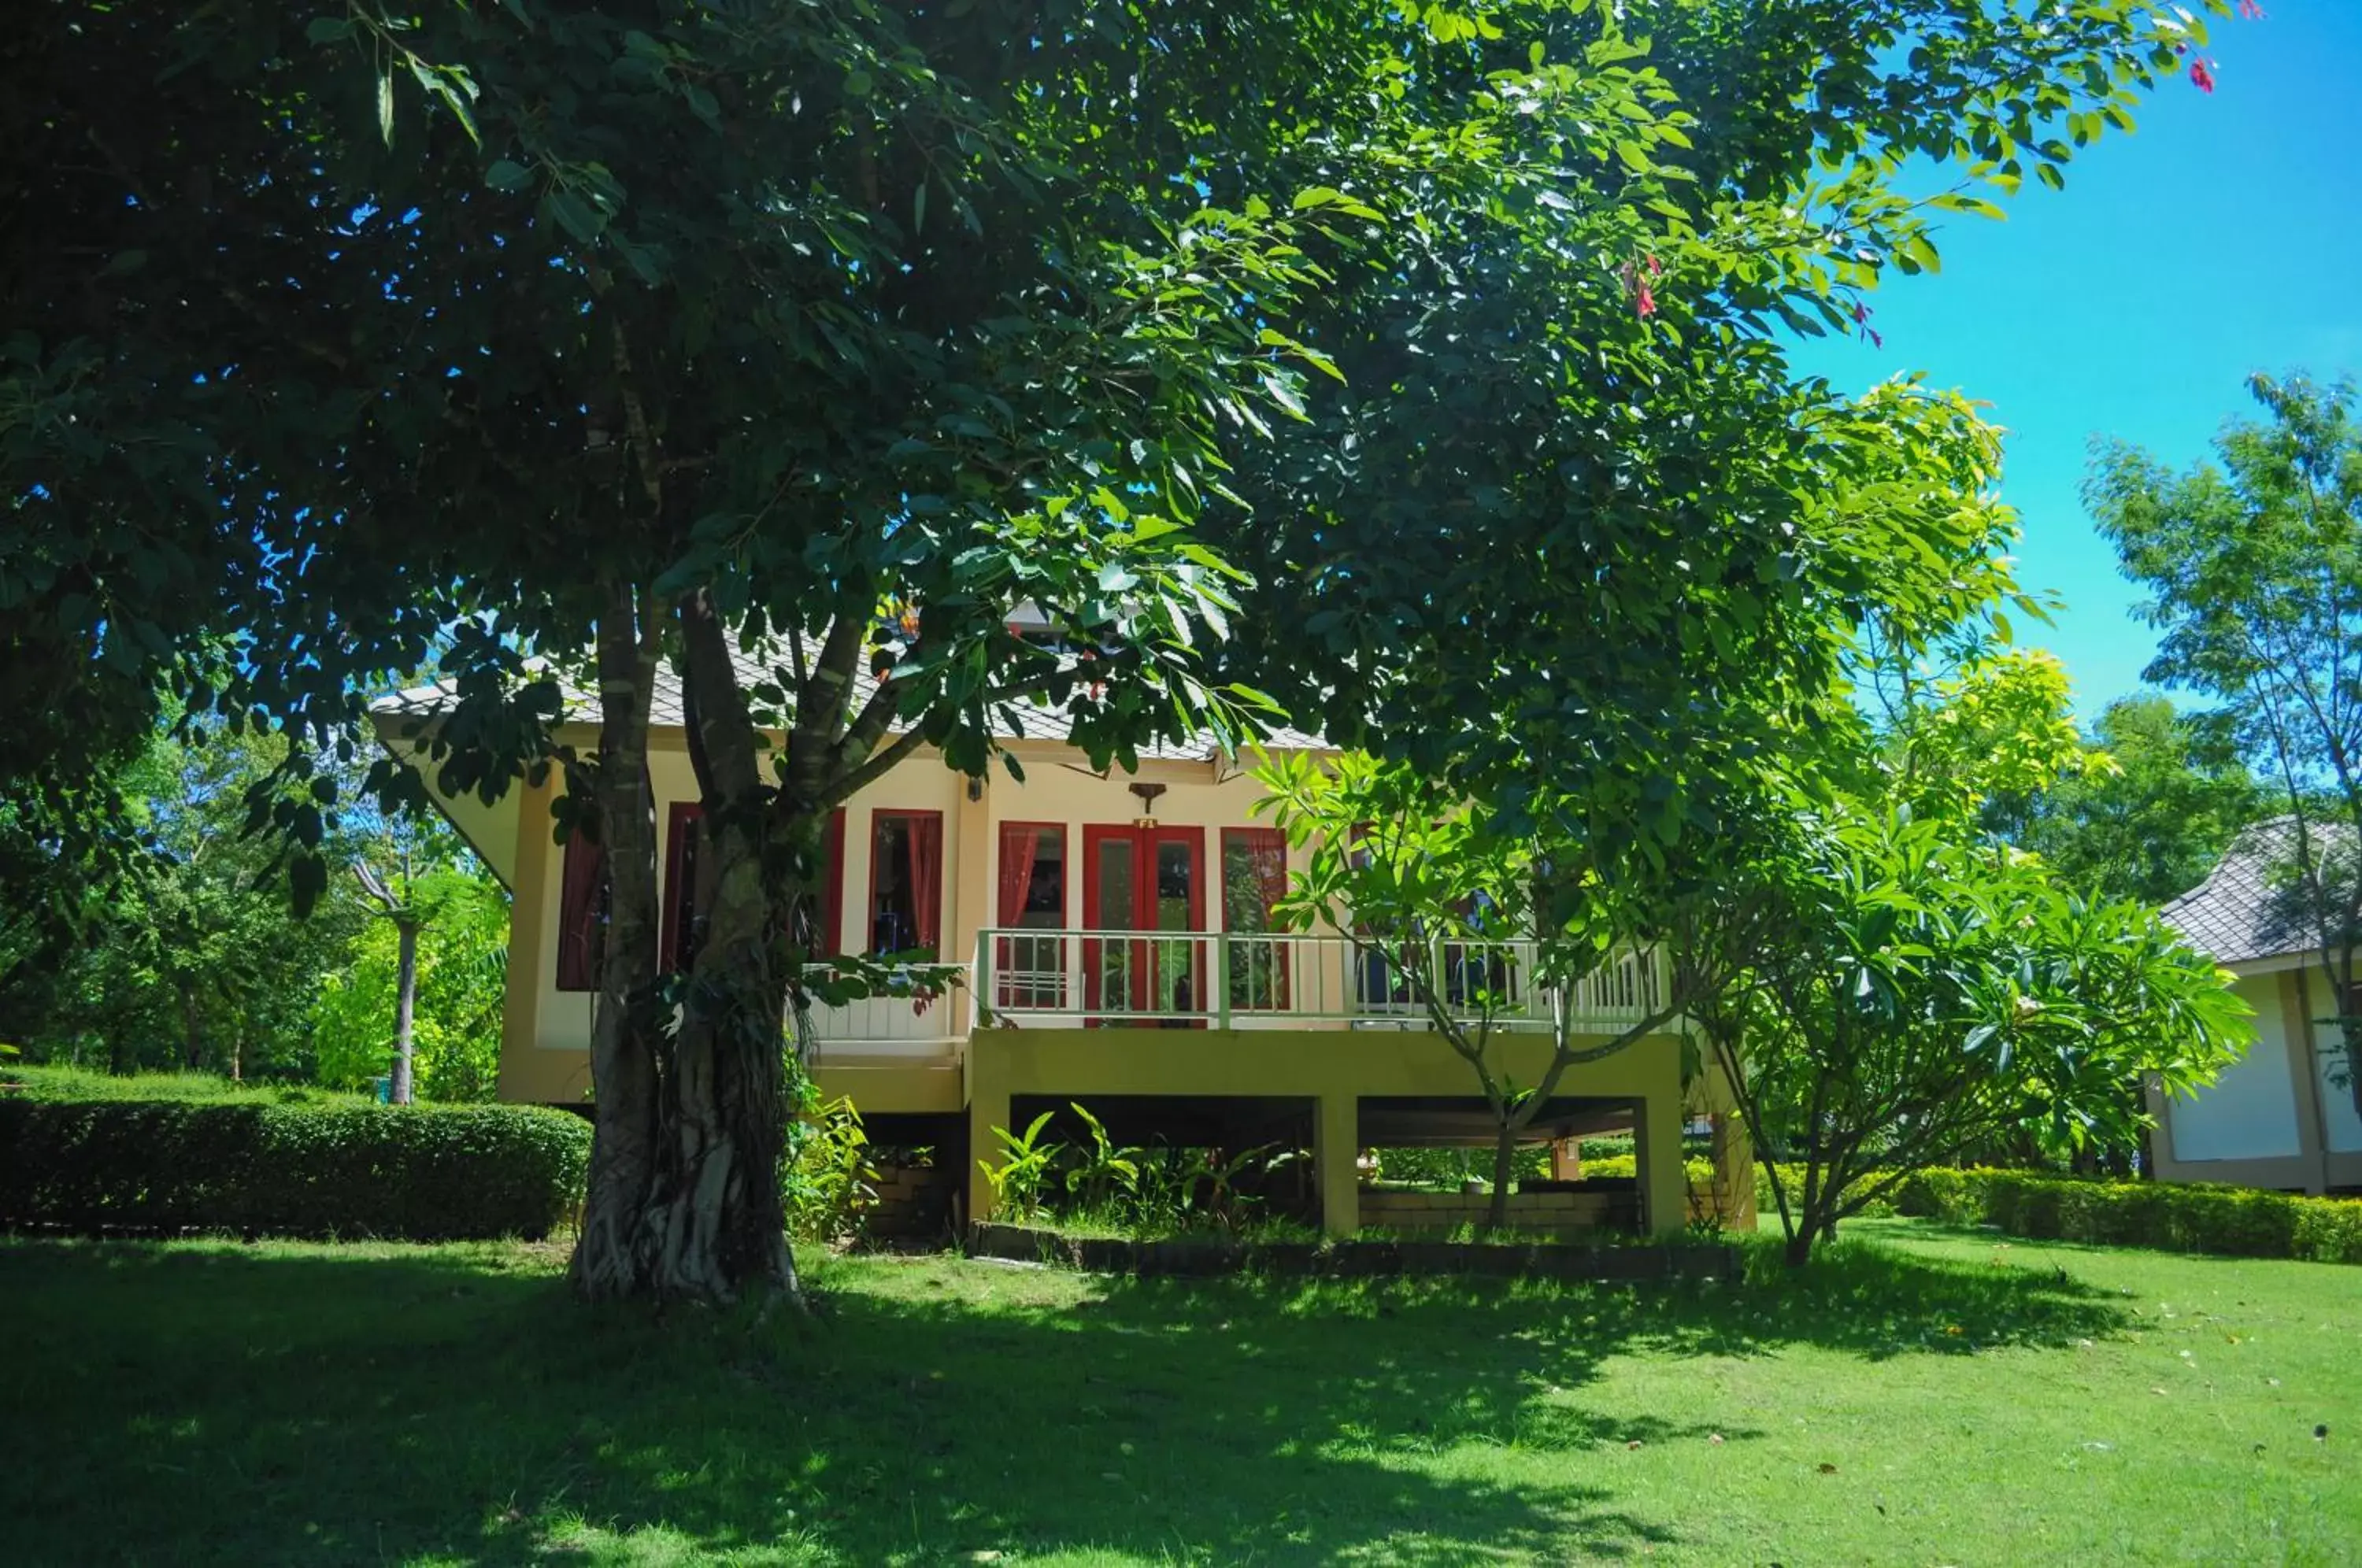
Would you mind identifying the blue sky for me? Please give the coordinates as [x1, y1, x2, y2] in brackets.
[1787, 3, 2362, 719]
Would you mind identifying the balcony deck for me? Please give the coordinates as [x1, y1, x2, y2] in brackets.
[804, 930, 1668, 1052]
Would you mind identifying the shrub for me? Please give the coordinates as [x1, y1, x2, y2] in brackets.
[1370, 1145, 1549, 1189]
[1895, 1167, 2362, 1266]
[781, 1095, 879, 1244]
[0, 1098, 590, 1241]
[0, 1064, 377, 1106]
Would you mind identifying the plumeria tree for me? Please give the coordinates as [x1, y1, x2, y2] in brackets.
[1687, 805, 2248, 1265]
[1259, 753, 1698, 1231]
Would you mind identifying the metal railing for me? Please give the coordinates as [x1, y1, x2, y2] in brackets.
[971, 928, 1667, 1034]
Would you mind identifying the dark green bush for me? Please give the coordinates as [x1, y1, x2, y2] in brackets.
[1896, 1167, 2362, 1266]
[0, 1099, 590, 1241]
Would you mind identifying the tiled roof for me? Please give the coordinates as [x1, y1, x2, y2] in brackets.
[371, 639, 1329, 761]
[2160, 817, 2336, 963]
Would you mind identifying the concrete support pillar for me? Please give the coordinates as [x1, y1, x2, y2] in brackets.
[2284, 967, 2334, 1196]
[1634, 1089, 1686, 1237]
[1314, 1093, 1360, 1238]
[1549, 1138, 1583, 1182]
[965, 1067, 1011, 1230]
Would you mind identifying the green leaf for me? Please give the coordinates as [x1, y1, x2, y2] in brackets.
[544, 190, 604, 243]
[483, 160, 532, 193]
[377, 71, 395, 146]
[305, 17, 354, 45]
[844, 68, 874, 98]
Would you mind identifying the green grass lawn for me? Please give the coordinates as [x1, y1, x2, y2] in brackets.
[2, 1220, 2354, 1566]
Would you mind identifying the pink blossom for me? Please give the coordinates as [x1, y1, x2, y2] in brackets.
[2237, 1, 2267, 20]
[2190, 57, 2216, 93]
[1636, 281, 1657, 319]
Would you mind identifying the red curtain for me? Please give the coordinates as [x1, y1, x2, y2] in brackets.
[998, 824, 1042, 926]
[906, 813, 943, 952]
[1246, 828, 1288, 929]
[556, 830, 607, 991]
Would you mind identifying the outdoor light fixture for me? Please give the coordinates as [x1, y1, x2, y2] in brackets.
[1127, 780, 1167, 829]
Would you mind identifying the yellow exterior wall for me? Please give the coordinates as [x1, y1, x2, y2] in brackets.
[492, 730, 1307, 1109]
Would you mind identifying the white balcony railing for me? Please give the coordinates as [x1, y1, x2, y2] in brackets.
[795, 989, 963, 1056]
[970, 928, 1668, 1034]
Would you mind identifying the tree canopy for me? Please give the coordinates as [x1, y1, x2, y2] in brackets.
[4, 0, 2260, 1300]
[2092, 370, 2362, 1110]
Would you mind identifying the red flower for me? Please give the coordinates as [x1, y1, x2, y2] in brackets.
[2190, 57, 2216, 93]
[2237, 1, 2267, 20]
[1636, 282, 1656, 319]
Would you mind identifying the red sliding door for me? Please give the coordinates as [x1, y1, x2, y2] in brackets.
[1083, 824, 1205, 1024]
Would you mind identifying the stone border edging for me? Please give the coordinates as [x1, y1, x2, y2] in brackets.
[969, 1222, 1738, 1281]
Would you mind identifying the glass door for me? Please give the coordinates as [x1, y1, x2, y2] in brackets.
[1083, 825, 1204, 1025]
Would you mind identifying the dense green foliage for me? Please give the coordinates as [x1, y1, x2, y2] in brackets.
[1900, 1167, 2362, 1267]
[0, 730, 507, 1093]
[310, 864, 508, 1100]
[2093, 372, 2362, 1116]
[6, 1223, 2356, 1562]
[1992, 695, 2264, 907]
[0, 1096, 587, 1241]
[1674, 645, 2250, 1260]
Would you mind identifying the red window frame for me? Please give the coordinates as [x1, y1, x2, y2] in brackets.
[1220, 826, 1292, 1010]
[556, 827, 608, 993]
[661, 804, 847, 971]
[660, 803, 705, 974]
[996, 820, 1068, 929]
[806, 808, 847, 958]
[993, 820, 1068, 1010]
[865, 808, 946, 956]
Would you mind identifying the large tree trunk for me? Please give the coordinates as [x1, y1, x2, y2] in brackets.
[648, 595, 800, 1300]
[569, 590, 805, 1304]
[389, 917, 419, 1104]
[650, 805, 799, 1300]
[569, 588, 672, 1301]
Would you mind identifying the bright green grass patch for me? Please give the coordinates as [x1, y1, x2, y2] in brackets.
[0, 1062, 378, 1105]
[2, 1220, 2355, 1565]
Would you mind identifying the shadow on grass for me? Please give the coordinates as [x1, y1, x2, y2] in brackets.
[0, 1229, 2129, 1566]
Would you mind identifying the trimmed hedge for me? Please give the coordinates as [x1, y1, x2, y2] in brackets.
[1895, 1167, 2362, 1266]
[0, 1099, 590, 1241]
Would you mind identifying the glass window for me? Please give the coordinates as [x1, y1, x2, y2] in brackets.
[868, 812, 943, 956]
[1222, 828, 1290, 1011]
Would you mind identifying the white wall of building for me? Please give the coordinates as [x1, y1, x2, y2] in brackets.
[2168, 973, 2303, 1163]
[2309, 1015, 2362, 1154]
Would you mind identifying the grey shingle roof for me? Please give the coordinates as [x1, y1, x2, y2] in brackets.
[372, 638, 1328, 761]
[2160, 818, 2335, 964]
